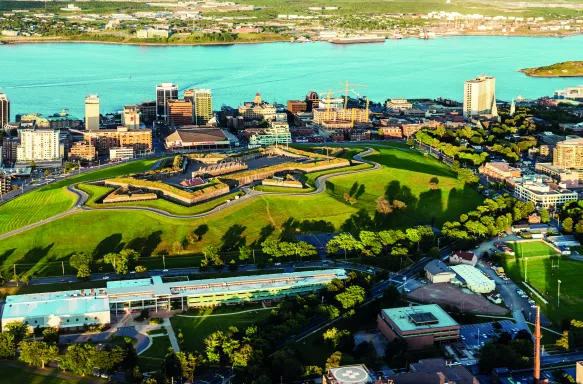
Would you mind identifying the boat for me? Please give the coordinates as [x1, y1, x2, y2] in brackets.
[329, 34, 385, 44]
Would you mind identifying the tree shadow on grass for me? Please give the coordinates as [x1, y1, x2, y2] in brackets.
[92, 233, 123, 259]
[0, 248, 16, 264]
[194, 224, 209, 241]
[375, 153, 454, 178]
[250, 224, 276, 248]
[221, 224, 247, 252]
[19, 244, 54, 265]
[126, 231, 163, 257]
[341, 209, 374, 236]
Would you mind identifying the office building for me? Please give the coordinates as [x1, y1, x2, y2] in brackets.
[156, 82, 178, 121]
[552, 138, 583, 169]
[107, 269, 346, 312]
[554, 85, 583, 101]
[68, 141, 96, 162]
[510, 176, 577, 207]
[248, 122, 292, 147]
[451, 265, 495, 293]
[1, 269, 346, 330]
[1, 288, 110, 331]
[83, 126, 152, 154]
[463, 75, 496, 118]
[386, 98, 413, 110]
[478, 162, 521, 181]
[193, 89, 213, 125]
[110, 147, 135, 160]
[1, 137, 19, 165]
[287, 100, 307, 115]
[238, 93, 277, 121]
[122, 105, 140, 130]
[312, 108, 369, 125]
[167, 100, 193, 126]
[139, 101, 157, 124]
[305, 90, 320, 112]
[0, 93, 9, 127]
[16, 129, 61, 162]
[85, 94, 100, 131]
[377, 304, 460, 351]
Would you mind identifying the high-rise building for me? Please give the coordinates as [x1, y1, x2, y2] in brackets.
[139, 101, 157, 124]
[193, 89, 213, 125]
[156, 82, 178, 122]
[122, 105, 140, 129]
[16, 129, 61, 162]
[463, 75, 496, 118]
[552, 138, 583, 169]
[167, 100, 193, 126]
[85, 94, 100, 130]
[0, 93, 9, 127]
[1, 138, 19, 165]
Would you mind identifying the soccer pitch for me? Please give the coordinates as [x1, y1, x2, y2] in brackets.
[507, 240, 559, 258]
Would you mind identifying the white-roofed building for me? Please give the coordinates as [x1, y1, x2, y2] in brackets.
[451, 265, 495, 293]
[106, 269, 347, 313]
[1, 288, 110, 330]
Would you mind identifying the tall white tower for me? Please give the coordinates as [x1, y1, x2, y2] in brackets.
[85, 94, 100, 131]
[463, 75, 496, 119]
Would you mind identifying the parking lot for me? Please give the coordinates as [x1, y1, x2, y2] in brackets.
[459, 320, 523, 350]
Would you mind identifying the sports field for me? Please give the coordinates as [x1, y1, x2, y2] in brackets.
[0, 146, 482, 278]
[507, 240, 559, 258]
[170, 309, 271, 352]
[0, 158, 161, 235]
[503, 257, 583, 324]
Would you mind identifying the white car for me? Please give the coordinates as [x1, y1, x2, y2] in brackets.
[274, 262, 281, 266]
[162, 269, 169, 272]
[404, 288, 411, 293]
[102, 276, 110, 280]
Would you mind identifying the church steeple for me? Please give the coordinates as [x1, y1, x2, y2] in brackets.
[510, 98, 516, 116]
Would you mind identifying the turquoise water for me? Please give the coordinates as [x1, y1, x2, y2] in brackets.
[1, 36, 582, 118]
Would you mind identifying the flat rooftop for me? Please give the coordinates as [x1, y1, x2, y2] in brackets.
[3, 289, 109, 320]
[106, 269, 346, 303]
[381, 304, 458, 333]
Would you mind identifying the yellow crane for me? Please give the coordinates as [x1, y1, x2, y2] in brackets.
[339, 80, 368, 109]
[319, 89, 344, 121]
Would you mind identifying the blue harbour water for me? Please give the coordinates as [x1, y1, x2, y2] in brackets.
[1, 35, 583, 118]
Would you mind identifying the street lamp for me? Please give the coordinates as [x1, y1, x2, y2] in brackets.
[525, 258, 528, 282]
[558, 280, 561, 308]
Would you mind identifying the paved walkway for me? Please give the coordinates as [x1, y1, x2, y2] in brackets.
[163, 318, 180, 353]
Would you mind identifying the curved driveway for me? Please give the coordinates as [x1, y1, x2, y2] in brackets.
[0, 148, 381, 239]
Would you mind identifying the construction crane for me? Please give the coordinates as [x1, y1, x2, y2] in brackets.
[319, 89, 344, 121]
[339, 80, 367, 109]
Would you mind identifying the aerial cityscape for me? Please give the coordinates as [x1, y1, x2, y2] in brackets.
[2, 0, 583, 384]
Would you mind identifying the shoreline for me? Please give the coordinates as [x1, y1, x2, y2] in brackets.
[1, 31, 582, 47]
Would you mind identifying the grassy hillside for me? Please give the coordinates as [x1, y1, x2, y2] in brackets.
[520, 61, 583, 77]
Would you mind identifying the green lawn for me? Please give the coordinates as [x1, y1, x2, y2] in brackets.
[254, 184, 314, 193]
[170, 310, 271, 352]
[0, 158, 161, 235]
[0, 146, 482, 278]
[140, 335, 172, 358]
[503, 257, 583, 325]
[507, 240, 559, 258]
[0, 364, 90, 384]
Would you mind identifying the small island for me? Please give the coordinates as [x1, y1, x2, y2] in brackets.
[520, 61, 583, 77]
